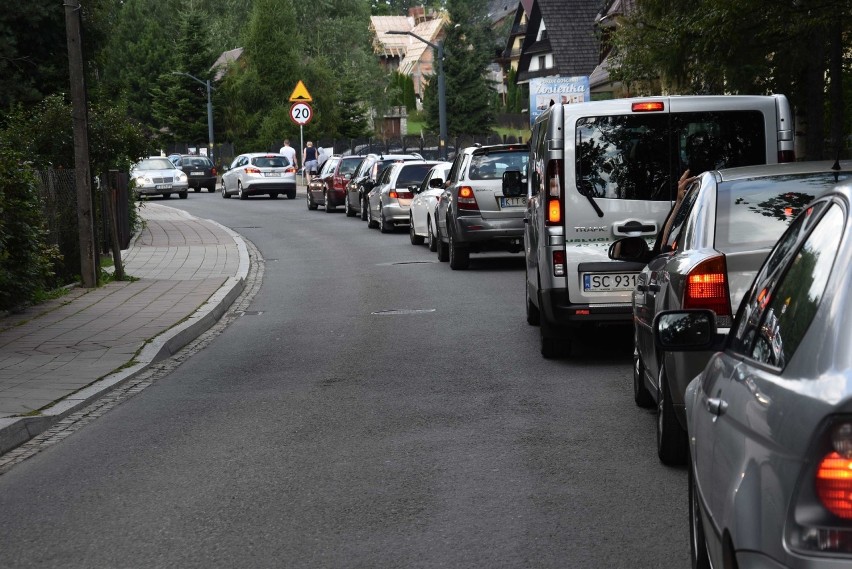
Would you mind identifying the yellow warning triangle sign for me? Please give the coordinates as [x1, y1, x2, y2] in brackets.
[289, 81, 312, 102]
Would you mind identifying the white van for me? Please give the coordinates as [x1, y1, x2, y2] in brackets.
[524, 95, 795, 358]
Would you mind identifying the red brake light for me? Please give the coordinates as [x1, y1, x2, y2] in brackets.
[632, 101, 665, 112]
[285, 167, 296, 173]
[684, 256, 731, 319]
[458, 186, 479, 210]
[816, 452, 852, 519]
[245, 167, 261, 174]
[552, 250, 566, 277]
[389, 190, 399, 199]
[211, 167, 217, 176]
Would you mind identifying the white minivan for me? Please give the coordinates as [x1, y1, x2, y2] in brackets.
[523, 95, 795, 358]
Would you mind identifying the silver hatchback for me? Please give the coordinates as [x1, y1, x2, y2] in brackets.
[366, 161, 443, 233]
[655, 172, 852, 568]
[221, 152, 297, 200]
[611, 161, 851, 465]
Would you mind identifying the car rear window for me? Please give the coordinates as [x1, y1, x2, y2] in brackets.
[714, 172, 837, 252]
[468, 151, 528, 180]
[396, 164, 434, 187]
[185, 157, 212, 167]
[576, 110, 766, 201]
[252, 156, 289, 168]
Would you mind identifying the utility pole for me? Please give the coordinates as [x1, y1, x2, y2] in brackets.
[64, 0, 97, 288]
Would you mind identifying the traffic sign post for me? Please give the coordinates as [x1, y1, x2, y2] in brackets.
[289, 81, 313, 188]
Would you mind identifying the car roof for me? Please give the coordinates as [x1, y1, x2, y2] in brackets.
[242, 152, 286, 158]
[715, 160, 852, 182]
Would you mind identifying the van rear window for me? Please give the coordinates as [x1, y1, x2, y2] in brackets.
[576, 111, 766, 201]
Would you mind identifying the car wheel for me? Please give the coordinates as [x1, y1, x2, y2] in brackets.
[689, 464, 712, 569]
[162, 193, 171, 199]
[360, 196, 369, 221]
[540, 327, 563, 359]
[633, 348, 655, 408]
[238, 182, 247, 200]
[194, 187, 201, 192]
[436, 224, 449, 262]
[324, 190, 334, 212]
[525, 278, 540, 326]
[222, 185, 230, 199]
[366, 202, 378, 229]
[379, 208, 392, 233]
[448, 228, 469, 270]
[409, 215, 424, 245]
[288, 190, 296, 200]
[427, 217, 438, 252]
[307, 191, 318, 210]
[179, 191, 188, 199]
[657, 363, 688, 466]
[345, 194, 356, 217]
[208, 186, 215, 193]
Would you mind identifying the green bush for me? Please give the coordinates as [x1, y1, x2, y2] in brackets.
[0, 150, 61, 311]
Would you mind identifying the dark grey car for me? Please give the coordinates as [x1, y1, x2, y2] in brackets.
[611, 160, 851, 465]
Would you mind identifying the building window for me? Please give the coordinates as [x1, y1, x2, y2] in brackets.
[538, 55, 546, 70]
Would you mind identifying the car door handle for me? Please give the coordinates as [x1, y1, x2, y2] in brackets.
[617, 221, 656, 233]
[706, 398, 728, 416]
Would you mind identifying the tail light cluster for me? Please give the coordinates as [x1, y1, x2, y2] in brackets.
[389, 190, 413, 200]
[790, 419, 852, 555]
[457, 186, 479, 211]
[211, 167, 217, 176]
[245, 167, 261, 174]
[285, 167, 296, 173]
[545, 159, 563, 226]
[683, 255, 732, 327]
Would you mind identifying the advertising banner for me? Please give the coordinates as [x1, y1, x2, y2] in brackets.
[529, 76, 590, 127]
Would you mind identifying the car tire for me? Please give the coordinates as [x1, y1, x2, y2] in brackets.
[427, 217, 438, 252]
[409, 215, 424, 245]
[208, 186, 216, 193]
[222, 185, 230, 199]
[307, 191, 318, 210]
[689, 463, 712, 569]
[163, 193, 171, 199]
[633, 349, 655, 408]
[345, 194, 355, 217]
[366, 203, 378, 229]
[238, 182, 247, 200]
[379, 208, 392, 233]
[288, 190, 296, 200]
[525, 278, 540, 326]
[657, 363, 689, 466]
[270, 193, 278, 199]
[540, 327, 562, 359]
[325, 191, 334, 212]
[179, 191, 188, 199]
[360, 196, 369, 221]
[448, 228, 469, 270]
[436, 224, 449, 262]
[194, 187, 201, 192]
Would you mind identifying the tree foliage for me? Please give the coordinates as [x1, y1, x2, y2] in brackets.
[423, 0, 496, 136]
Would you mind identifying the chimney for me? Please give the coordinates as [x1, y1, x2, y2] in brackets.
[408, 6, 426, 23]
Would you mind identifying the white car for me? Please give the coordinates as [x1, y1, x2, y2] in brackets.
[221, 152, 297, 200]
[409, 162, 451, 250]
[130, 157, 189, 199]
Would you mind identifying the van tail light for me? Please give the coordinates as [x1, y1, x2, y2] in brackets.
[683, 255, 732, 326]
[546, 159, 563, 226]
[552, 250, 566, 277]
[779, 149, 796, 163]
[458, 186, 479, 211]
[245, 167, 261, 174]
[632, 101, 665, 112]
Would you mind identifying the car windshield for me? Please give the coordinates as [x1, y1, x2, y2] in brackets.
[715, 172, 837, 252]
[339, 158, 361, 175]
[396, 164, 434, 187]
[469, 151, 528, 180]
[136, 158, 174, 170]
[252, 156, 289, 168]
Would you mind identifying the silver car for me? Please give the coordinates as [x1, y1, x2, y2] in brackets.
[408, 162, 452, 249]
[655, 174, 852, 568]
[610, 161, 850, 465]
[221, 152, 297, 200]
[130, 157, 189, 199]
[366, 161, 442, 233]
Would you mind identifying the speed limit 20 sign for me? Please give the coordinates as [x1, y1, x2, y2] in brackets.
[290, 102, 313, 126]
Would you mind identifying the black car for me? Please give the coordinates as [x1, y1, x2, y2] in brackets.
[175, 155, 217, 192]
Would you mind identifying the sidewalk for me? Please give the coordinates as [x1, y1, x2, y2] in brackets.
[0, 203, 249, 455]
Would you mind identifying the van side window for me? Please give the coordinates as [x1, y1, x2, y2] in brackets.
[531, 120, 548, 196]
[674, 112, 765, 174]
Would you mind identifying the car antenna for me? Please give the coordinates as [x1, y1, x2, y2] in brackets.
[832, 147, 843, 181]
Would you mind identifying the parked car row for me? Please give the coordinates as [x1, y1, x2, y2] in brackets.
[515, 95, 852, 569]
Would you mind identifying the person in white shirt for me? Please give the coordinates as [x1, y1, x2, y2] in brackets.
[279, 139, 298, 169]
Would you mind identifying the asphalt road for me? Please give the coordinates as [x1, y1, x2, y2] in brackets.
[0, 190, 689, 568]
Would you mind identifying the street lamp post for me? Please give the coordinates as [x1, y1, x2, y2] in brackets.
[171, 71, 215, 163]
[387, 30, 447, 160]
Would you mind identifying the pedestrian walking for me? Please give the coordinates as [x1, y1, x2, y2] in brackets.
[279, 139, 298, 169]
[303, 141, 318, 184]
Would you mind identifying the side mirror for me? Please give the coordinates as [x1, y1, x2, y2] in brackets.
[408, 184, 419, 192]
[608, 237, 651, 263]
[429, 178, 444, 188]
[222, 166, 229, 172]
[654, 310, 722, 351]
[502, 169, 524, 197]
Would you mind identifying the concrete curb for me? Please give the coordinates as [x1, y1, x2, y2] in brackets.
[0, 213, 250, 456]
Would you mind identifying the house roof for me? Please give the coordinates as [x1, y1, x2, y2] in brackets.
[486, 0, 518, 25]
[371, 16, 413, 57]
[210, 47, 244, 81]
[398, 18, 446, 74]
[538, 0, 600, 77]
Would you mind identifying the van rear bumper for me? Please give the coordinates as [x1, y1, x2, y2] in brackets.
[540, 288, 633, 330]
